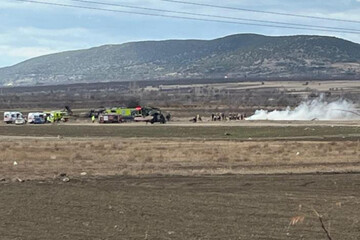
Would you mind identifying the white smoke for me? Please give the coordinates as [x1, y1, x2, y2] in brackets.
[247, 96, 360, 121]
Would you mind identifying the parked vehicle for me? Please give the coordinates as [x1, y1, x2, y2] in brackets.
[15, 117, 26, 125]
[105, 107, 141, 121]
[102, 106, 167, 124]
[3, 112, 23, 124]
[98, 114, 123, 123]
[28, 112, 46, 124]
[44, 111, 68, 123]
[34, 116, 46, 124]
[43, 106, 72, 123]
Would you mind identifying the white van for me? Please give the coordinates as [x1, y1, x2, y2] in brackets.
[28, 112, 45, 124]
[4, 112, 23, 124]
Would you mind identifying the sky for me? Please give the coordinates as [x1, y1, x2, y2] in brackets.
[1, 0, 360, 67]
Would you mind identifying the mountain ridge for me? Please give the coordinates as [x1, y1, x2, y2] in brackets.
[1, 33, 360, 86]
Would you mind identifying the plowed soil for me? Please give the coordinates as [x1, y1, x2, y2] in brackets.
[0, 174, 359, 239]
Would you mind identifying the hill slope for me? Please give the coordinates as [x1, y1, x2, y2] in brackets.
[1, 34, 360, 86]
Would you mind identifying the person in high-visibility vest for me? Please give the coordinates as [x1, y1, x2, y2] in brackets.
[91, 115, 95, 123]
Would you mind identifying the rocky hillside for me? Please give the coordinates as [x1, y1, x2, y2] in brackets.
[1, 34, 360, 86]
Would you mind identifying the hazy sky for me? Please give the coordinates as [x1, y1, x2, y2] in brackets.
[1, 0, 360, 67]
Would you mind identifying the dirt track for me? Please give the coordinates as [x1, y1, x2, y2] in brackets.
[0, 174, 359, 239]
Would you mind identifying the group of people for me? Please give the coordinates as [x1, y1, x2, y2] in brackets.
[191, 114, 202, 123]
[211, 113, 247, 121]
[191, 113, 247, 123]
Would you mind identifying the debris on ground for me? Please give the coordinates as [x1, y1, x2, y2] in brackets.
[62, 177, 70, 182]
[58, 173, 70, 182]
[16, 178, 24, 183]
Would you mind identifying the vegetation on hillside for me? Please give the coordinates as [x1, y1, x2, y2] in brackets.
[1, 34, 360, 86]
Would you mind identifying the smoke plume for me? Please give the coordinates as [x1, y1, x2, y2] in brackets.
[247, 96, 360, 121]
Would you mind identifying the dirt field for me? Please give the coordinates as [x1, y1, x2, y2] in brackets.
[1, 174, 359, 239]
[163, 80, 360, 93]
[1, 122, 360, 239]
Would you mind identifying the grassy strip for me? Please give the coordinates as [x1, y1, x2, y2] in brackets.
[0, 125, 359, 140]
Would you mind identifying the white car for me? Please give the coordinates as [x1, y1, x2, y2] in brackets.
[15, 118, 26, 125]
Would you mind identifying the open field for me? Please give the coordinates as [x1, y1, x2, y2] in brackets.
[1, 137, 360, 181]
[162, 80, 360, 93]
[1, 121, 360, 239]
[1, 174, 360, 239]
[1, 80, 360, 110]
[1, 122, 360, 180]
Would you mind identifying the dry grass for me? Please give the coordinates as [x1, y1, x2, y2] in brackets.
[0, 138, 359, 180]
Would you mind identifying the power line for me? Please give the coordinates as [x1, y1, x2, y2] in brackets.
[14, 0, 360, 34]
[162, 0, 360, 24]
[68, 0, 360, 33]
